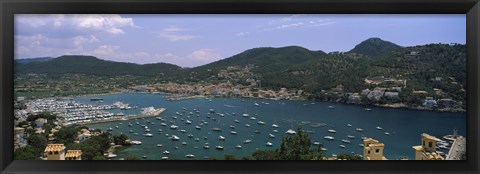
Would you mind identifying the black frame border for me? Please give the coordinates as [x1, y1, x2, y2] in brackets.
[1, 0, 479, 174]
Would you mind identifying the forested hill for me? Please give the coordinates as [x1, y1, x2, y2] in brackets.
[15, 38, 466, 100]
[15, 55, 182, 76]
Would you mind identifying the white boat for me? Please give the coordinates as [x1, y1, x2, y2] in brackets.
[359, 144, 364, 147]
[269, 133, 275, 138]
[218, 136, 226, 140]
[243, 139, 252, 144]
[313, 141, 321, 146]
[195, 126, 201, 129]
[163, 150, 170, 154]
[203, 145, 210, 149]
[245, 124, 250, 127]
[185, 120, 192, 124]
[257, 121, 265, 125]
[254, 103, 260, 106]
[230, 131, 237, 135]
[250, 117, 256, 120]
[169, 135, 180, 141]
[347, 124, 352, 127]
[286, 129, 296, 135]
[273, 130, 278, 133]
[187, 134, 194, 138]
[161, 156, 169, 160]
[144, 129, 151, 132]
[180, 129, 186, 133]
[385, 132, 391, 136]
[144, 133, 153, 137]
[156, 144, 163, 147]
[160, 123, 167, 126]
[186, 154, 195, 158]
[235, 145, 242, 149]
[272, 124, 279, 128]
[328, 129, 337, 133]
[339, 145, 346, 148]
[266, 142, 273, 146]
[234, 119, 240, 123]
[194, 138, 200, 141]
[131, 140, 142, 145]
[324, 136, 335, 140]
[107, 127, 113, 131]
[216, 146, 224, 150]
[170, 125, 178, 129]
[364, 108, 372, 111]
[212, 128, 222, 132]
[182, 141, 187, 145]
[356, 128, 364, 132]
[242, 113, 250, 117]
[321, 148, 327, 151]
[129, 130, 133, 133]
[332, 154, 337, 157]
[342, 139, 351, 144]
[328, 106, 335, 109]
[230, 125, 236, 129]
[376, 126, 383, 130]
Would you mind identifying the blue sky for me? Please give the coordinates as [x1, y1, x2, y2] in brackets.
[15, 14, 465, 67]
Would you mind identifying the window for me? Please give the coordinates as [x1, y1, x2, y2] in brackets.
[429, 142, 432, 148]
[49, 152, 52, 155]
[368, 150, 370, 154]
[73, 157, 76, 160]
[375, 149, 380, 153]
[423, 140, 425, 146]
[54, 151, 58, 154]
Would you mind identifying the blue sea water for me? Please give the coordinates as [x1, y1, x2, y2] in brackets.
[76, 93, 466, 160]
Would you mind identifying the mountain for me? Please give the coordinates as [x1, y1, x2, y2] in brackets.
[348, 37, 402, 56]
[15, 55, 181, 76]
[15, 57, 54, 64]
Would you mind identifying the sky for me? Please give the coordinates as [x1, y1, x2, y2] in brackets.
[14, 14, 465, 68]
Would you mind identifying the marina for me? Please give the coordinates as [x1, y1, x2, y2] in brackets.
[60, 93, 464, 160]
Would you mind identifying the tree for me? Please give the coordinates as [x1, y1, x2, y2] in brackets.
[27, 134, 47, 151]
[337, 153, 362, 160]
[276, 127, 324, 160]
[224, 154, 237, 160]
[113, 134, 130, 146]
[14, 146, 41, 160]
[252, 150, 277, 160]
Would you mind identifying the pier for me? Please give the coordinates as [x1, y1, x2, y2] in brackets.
[445, 135, 466, 160]
[69, 108, 166, 125]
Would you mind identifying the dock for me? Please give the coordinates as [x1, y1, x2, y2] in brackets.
[445, 136, 466, 160]
[69, 108, 166, 125]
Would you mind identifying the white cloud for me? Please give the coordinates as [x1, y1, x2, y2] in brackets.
[72, 14, 136, 34]
[92, 45, 120, 56]
[236, 32, 249, 36]
[73, 35, 99, 47]
[262, 15, 336, 31]
[187, 49, 222, 61]
[157, 26, 200, 41]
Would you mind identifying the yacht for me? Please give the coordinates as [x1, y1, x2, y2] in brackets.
[195, 125, 201, 129]
[169, 135, 180, 141]
[186, 154, 195, 158]
[328, 129, 337, 133]
[273, 130, 278, 133]
[170, 125, 178, 129]
[356, 128, 364, 132]
[257, 121, 265, 125]
[272, 124, 279, 128]
[254, 103, 260, 106]
[185, 120, 192, 124]
[359, 144, 364, 147]
[342, 139, 351, 144]
[235, 145, 242, 149]
[324, 136, 335, 140]
[203, 145, 210, 149]
[285, 129, 296, 135]
[156, 144, 163, 147]
[194, 138, 200, 141]
[163, 150, 170, 154]
[230, 125, 236, 129]
[107, 127, 113, 131]
[245, 124, 250, 127]
[160, 123, 167, 126]
[187, 134, 194, 138]
[242, 113, 250, 117]
[180, 129, 186, 133]
[321, 148, 327, 151]
[347, 124, 352, 127]
[328, 106, 335, 109]
[218, 136, 226, 140]
[250, 117, 256, 120]
[269, 133, 275, 138]
[385, 132, 391, 136]
[364, 108, 372, 111]
[144, 133, 153, 137]
[234, 119, 240, 123]
[266, 142, 273, 146]
[212, 128, 222, 132]
[131, 140, 142, 145]
[339, 145, 346, 148]
[161, 156, 169, 160]
[376, 126, 383, 130]
[182, 141, 187, 145]
[230, 131, 237, 135]
[243, 139, 252, 144]
[216, 146, 224, 150]
[313, 141, 321, 146]
[255, 130, 261, 134]
[347, 135, 356, 139]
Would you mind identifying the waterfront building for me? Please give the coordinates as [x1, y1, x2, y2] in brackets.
[44, 144, 66, 160]
[412, 133, 444, 160]
[65, 150, 82, 160]
[35, 118, 48, 128]
[363, 138, 387, 160]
